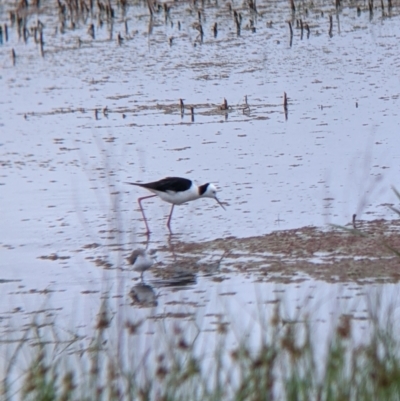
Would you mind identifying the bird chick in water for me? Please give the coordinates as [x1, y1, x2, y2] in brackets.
[127, 249, 155, 279]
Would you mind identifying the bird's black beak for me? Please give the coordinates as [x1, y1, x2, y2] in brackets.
[215, 197, 226, 210]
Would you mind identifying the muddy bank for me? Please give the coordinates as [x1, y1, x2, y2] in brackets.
[153, 219, 400, 284]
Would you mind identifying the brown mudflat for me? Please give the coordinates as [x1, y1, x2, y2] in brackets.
[155, 219, 400, 285]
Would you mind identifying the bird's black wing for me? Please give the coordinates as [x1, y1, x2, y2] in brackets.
[128, 177, 192, 193]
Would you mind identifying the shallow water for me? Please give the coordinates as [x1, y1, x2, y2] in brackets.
[2, 1, 400, 245]
[1, 0, 400, 392]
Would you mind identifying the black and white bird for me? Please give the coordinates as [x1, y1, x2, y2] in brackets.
[126, 177, 225, 234]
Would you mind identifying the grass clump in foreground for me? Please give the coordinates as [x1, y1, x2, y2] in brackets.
[2, 294, 400, 401]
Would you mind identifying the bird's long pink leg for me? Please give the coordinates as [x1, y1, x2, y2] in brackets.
[166, 205, 175, 234]
[138, 195, 157, 234]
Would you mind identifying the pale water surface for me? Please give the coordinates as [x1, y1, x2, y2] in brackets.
[1, 0, 400, 388]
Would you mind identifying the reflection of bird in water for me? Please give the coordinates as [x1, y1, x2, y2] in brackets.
[127, 249, 155, 279]
[150, 270, 197, 290]
[129, 283, 157, 307]
[147, 250, 229, 290]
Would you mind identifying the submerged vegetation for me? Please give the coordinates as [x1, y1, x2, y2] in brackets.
[2, 0, 399, 67]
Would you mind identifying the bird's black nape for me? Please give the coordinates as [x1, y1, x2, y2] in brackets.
[198, 183, 210, 195]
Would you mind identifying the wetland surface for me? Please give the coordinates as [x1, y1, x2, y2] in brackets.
[1, 0, 400, 392]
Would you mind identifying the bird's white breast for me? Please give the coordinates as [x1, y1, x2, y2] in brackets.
[132, 254, 154, 272]
[157, 186, 199, 205]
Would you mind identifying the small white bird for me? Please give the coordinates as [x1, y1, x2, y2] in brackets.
[126, 176, 225, 234]
[127, 249, 155, 279]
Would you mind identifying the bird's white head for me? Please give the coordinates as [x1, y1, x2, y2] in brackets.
[199, 183, 226, 210]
